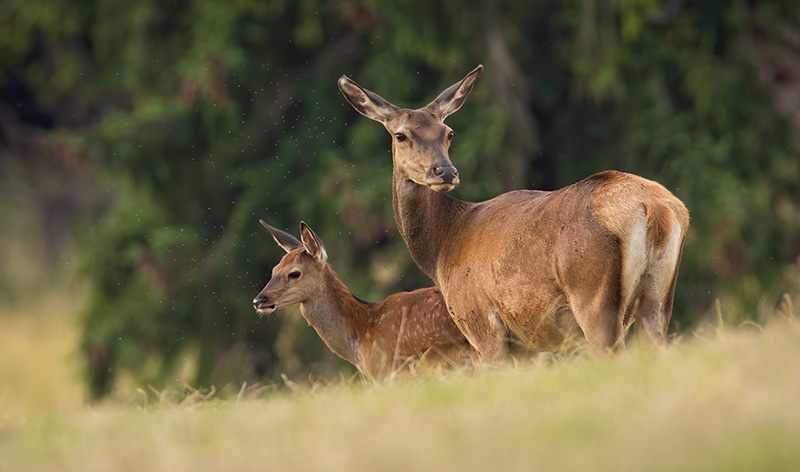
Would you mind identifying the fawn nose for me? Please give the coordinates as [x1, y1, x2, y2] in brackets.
[433, 165, 459, 183]
[253, 296, 269, 309]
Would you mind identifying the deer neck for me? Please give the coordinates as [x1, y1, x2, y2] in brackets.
[298, 265, 371, 368]
[392, 167, 469, 284]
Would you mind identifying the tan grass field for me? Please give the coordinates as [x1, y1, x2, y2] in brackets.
[0, 291, 85, 417]
[0, 230, 85, 418]
[1, 282, 799, 472]
[2, 212, 799, 471]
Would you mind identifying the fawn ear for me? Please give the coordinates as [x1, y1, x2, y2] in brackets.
[299, 222, 328, 264]
[260, 220, 302, 253]
[426, 64, 483, 120]
[338, 75, 399, 124]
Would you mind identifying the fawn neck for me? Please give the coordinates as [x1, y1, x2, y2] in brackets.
[392, 167, 470, 283]
[299, 265, 372, 367]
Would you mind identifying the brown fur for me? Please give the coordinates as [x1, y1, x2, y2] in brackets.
[339, 66, 690, 361]
[253, 222, 477, 381]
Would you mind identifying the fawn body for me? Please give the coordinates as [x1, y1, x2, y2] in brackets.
[253, 221, 477, 380]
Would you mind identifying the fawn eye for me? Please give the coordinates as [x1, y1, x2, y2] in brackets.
[394, 133, 407, 142]
[288, 271, 301, 280]
[447, 131, 455, 140]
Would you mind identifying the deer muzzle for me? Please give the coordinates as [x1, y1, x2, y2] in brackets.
[253, 295, 277, 314]
[427, 165, 460, 192]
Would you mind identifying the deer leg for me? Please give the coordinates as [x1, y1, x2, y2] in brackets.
[632, 226, 684, 347]
[577, 308, 625, 351]
[636, 244, 684, 347]
[566, 276, 626, 352]
[556, 226, 627, 351]
[632, 272, 674, 347]
[633, 294, 667, 346]
[446, 301, 509, 364]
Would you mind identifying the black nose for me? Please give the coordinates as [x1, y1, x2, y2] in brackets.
[433, 165, 458, 183]
[253, 296, 268, 309]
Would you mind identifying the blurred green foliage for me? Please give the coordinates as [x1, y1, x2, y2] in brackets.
[1, 0, 799, 397]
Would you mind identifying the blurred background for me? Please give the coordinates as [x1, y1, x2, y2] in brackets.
[1, 0, 799, 403]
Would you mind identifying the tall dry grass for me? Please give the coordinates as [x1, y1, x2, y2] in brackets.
[0, 291, 85, 417]
[0, 311, 798, 471]
[2, 201, 799, 471]
[0, 217, 86, 418]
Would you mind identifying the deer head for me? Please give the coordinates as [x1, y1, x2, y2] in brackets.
[252, 220, 328, 315]
[337, 65, 483, 192]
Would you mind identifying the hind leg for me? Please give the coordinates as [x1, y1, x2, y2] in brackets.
[445, 298, 509, 364]
[636, 238, 684, 346]
[570, 294, 626, 352]
[634, 291, 668, 345]
[636, 271, 679, 346]
[562, 257, 627, 351]
[559, 244, 627, 352]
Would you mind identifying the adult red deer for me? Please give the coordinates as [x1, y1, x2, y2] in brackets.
[338, 65, 689, 361]
[253, 220, 477, 380]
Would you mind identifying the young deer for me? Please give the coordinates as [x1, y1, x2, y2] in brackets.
[252, 220, 477, 380]
[338, 65, 690, 361]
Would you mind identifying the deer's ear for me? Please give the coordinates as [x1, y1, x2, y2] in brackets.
[338, 75, 399, 123]
[260, 220, 302, 253]
[426, 64, 483, 120]
[299, 222, 327, 264]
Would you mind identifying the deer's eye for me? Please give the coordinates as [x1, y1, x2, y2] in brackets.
[288, 271, 301, 280]
[394, 133, 407, 142]
[447, 131, 455, 140]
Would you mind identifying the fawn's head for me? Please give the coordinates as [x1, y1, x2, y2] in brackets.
[338, 65, 483, 192]
[253, 220, 328, 315]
